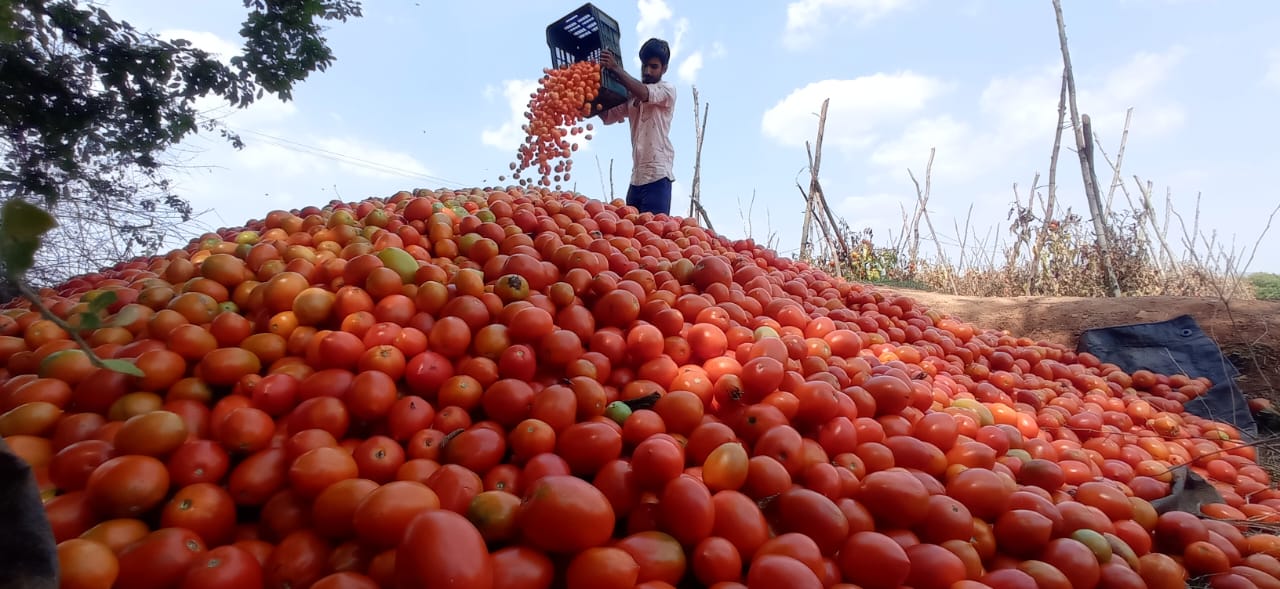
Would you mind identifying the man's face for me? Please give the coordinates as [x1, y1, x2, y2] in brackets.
[641, 58, 666, 84]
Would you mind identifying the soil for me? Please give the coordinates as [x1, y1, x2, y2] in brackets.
[877, 288, 1280, 406]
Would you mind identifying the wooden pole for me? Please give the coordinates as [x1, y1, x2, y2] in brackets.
[798, 98, 829, 261]
[1052, 0, 1121, 297]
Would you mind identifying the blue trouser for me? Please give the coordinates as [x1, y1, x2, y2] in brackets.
[626, 177, 672, 216]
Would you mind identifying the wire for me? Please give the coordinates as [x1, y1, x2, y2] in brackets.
[193, 110, 470, 188]
[229, 126, 467, 188]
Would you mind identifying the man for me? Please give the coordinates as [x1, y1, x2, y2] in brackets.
[599, 38, 676, 216]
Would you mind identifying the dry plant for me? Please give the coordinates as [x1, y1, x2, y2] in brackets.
[799, 0, 1277, 302]
[811, 137, 1276, 301]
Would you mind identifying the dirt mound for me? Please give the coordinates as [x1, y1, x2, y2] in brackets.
[882, 288, 1280, 405]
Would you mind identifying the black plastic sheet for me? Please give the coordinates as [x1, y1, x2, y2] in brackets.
[1076, 314, 1257, 440]
[0, 437, 59, 588]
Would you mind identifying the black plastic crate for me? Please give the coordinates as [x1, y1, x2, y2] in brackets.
[546, 3, 627, 114]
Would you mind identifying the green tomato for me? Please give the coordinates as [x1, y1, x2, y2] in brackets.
[604, 401, 633, 425]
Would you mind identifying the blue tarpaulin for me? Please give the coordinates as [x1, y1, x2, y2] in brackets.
[1076, 314, 1258, 440]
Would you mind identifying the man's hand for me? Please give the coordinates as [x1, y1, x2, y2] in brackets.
[600, 50, 622, 73]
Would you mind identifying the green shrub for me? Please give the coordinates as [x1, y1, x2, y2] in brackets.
[1250, 273, 1280, 300]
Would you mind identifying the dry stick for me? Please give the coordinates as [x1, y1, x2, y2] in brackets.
[1192, 192, 1203, 261]
[895, 202, 911, 256]
[804, 142, 837, 258]
[688, 86, 714, 231]
[907, 148, 956, 294]
[595, 155, 608, 200]
[796, 181, 842, 275]
[798, 99, 830, 261]
[808, 99, 831, 256]
[1171, 201, 1233, 314]
[907, 148, 937, 275]
[907, 182, 928, 271]
[1169, 202, 1280, 405]
[1097, 132, 1138, 212]
[1134, 176, 1180, 277]
[1093, 125, 1165, 282]
[1104, 107, 1134, 213]
[794, 135, 856, 278]
[689, 86, 701, 219]
[1083, 113, 1123, 294]
[738, 189, 756, 240]
[1027, 70, 1068, 295]
[983, 224, 1001, 274]
[1052, 0, 1121, 297]
[1009, 175, 1039, 291]
[953, 203, 974, 274]
[1009, 182, 1026, 270]
[812, 176, 855, 279]
[1230, 202, 1280, 299]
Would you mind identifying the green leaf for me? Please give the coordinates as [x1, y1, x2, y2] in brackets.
[74, 312, 102, 331]
[0, 237, 41, 276]
[86, 290, 118, 314]
[101, 358, 145, 377]
[0, 200, 58, 241]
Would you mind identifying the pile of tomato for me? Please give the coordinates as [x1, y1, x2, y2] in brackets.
[3, 186, 1280, 589]
[506, 61, 600, 190]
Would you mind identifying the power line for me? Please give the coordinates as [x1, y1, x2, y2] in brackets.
[193, 110, 469, 188]
[229, 126, 467, 188]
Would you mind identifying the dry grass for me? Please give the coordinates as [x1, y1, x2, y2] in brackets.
[805, 171, 1275, 303]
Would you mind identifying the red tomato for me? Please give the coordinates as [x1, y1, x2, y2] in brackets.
[116, 527, 207, 589]
[160, 482, 237, 547]
[747, 555, 822, 589]
[517, 475, 615, 553]
[181, 545, 264, 589]
[263, 529, 329, 589]
[396, 510, 493, 588]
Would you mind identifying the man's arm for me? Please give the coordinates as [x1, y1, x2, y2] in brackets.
[600, 51, 652, 102]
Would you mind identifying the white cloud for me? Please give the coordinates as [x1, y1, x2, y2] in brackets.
[150, 29, 298, 131]
[633, 0, 696, 72]
[136, 32, 439, 230]
[760, 72, 948, 150]
[782, 0, 913, 50]
[1264, 49, 1280, 90]
[1101, 47, 1188, 103]
[636, 0, 673, 43]
[671, 17, 689, 59]
[677, 51, 704, 83]
[481, 79, 538, 151]
[869, 116, 972, 177]
[710, 42, 728, 59]
[868, 46, 1189, 181]
[196, 95, 298, 130]
[164, 123, 440, 240]
[479, 79, 592, 167]
[158, 29, 241, 64]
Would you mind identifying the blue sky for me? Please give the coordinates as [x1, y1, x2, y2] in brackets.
[109, 0, 1280, 273]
